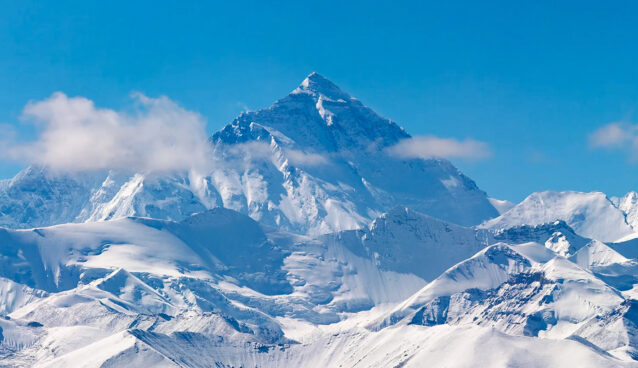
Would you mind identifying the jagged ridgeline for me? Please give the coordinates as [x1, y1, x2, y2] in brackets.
[0, 74, 638, 367]
[0, 72, 498, 235]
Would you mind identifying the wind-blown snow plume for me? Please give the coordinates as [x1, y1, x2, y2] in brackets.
[4, 92, 212, 173]
[386, 135, 491, 161]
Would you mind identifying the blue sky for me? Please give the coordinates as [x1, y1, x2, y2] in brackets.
[1, 1, 638, 201]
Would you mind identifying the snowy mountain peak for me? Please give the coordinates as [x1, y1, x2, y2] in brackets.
[292, 72, 351, 101]
[215, 71, 410, 153]
[570, 239, 629, 268]
[2, 73, 498, 234]
[482, 190, 636, 242]
[207, 75, 498, 230]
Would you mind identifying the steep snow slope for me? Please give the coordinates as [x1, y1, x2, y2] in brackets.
[209, 72, 497, 233]
[615, 192, 638, 231]
[0, 168, 219, 230]
[571, 240, 631, 269]
[32, 323, 631, 368]
[375, 241, 638, 361]
[0, 206, 636, 366]
[0, 208, 475, 327]
[482, 191, 636, 242]
[0, 208, 297, 295]
[0, 73, 498, 234]
[77, 171, 217, 224]
[0, 278, 47, 315]
[0, 166, 106, 229]
[279, 323, 632, 368]
[320, 207, 493, 281]
[492, 220, 590, 257]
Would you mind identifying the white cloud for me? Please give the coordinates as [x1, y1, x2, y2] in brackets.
[284, 149, 329, 166]
[221, 140, 329, 167]
[223, 141, 274, 161]
[589, 122, 638, 161]
[589, 122, 638, 148]
[4, 92, 213, 173]
[386, 135, 491, 161]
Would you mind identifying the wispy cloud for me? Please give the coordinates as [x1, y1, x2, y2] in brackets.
[589, 122, 638, 148]
[222, 141, 274, 161]
[525, 150, 548, 164]
[386, 136, 492, 161]
[3, 92, 213, 173]
[284, 149, 329, 166]
[221, 141, 330, 167]
[589, 122, 638, 160]
[236, 101, 251, 113]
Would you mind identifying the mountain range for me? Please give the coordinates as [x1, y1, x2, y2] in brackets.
[1, 73, 638, 367]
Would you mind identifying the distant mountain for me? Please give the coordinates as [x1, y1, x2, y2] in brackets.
[488, 197, 515, 214]
[0, 206, 635, 366]
[481, 191, 637, 242]
[0, 167, 212, 230]
[0, 73, 498, 234]
[375, 240, 638, 361]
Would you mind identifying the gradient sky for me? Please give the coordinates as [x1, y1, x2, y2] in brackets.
[1, 1, 638, 201]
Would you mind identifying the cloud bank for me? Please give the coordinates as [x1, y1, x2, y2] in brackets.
[589, 122, 638, 160]
[4, 92, 212, 173]
[386, 136, 491, 161]
[3, 93, 485, 173]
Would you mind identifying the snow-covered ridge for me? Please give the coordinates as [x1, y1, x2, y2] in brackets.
[482, 190, 638, 242]
[3, 73, 638, 366]
[488, 197, 515, 214]
[0, 206, 636, 366]
[614, 191, 638, 231]
[0, 73, 498, 234]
